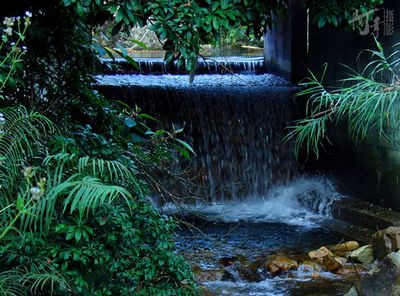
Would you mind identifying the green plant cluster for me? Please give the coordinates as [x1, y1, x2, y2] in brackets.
[287, 39, 400, 159]
[304, 0, 384, 28]
[0, 3, 197, 295]
[2, 201, 195, 295]
[62, 0, 288, 72]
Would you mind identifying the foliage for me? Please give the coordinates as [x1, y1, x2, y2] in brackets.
[304, 0, 383, 28]
[1, 201, 196, 295]
[286, 39, 400, 158]
[61, 0, 288, 72]
[0, 7, 197, 296]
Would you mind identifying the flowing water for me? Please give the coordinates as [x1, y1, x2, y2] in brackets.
[102, 56, 265, 75]
[96, 59, 354, 295]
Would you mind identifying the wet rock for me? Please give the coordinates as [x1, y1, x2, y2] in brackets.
[218, 256, 238, 267]
[193, 266, 224, 283]
[321, 255, 343, 272]
[349, 245, 374, 264]
[344, 286, 359, 296]
[335, 256, 348, 265]
[372, 227, 400, 259]
[265, 255, 298, 275]
[222, 264, 242, 282]
[308, 246, 333, 259]
[332, 241, 360, 253]
[237, 266, 263, 282]
[298, 261, 323, 273]
[335, 264, 366, 276]
[351, 251, 400, 296]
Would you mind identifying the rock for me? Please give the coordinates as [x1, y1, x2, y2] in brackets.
[321, 255, 343, 272]
[344, 287, 359, 296]
[193, 266, 224, 283]
[372, 227, 400, 259]
[237, 266, 263, 282]
[218, 256, 238, 267]
[336, 264, 366, 276]
[334, 256, 348, 265]
[298, 261, 323, 273]
[308, 246, 333, 259]
[332, 241, 360, 252]
[349, 245, 374, 264]
[355, 251, 400, 296]
[222, 264, 242, 282]
[265, 255, 298, 275]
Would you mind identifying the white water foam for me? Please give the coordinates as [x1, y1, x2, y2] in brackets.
[163, 176, 341, 227]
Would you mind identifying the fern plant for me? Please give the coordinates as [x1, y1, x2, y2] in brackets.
[286, 39, 400, 158]
[0, 263, 70, 296]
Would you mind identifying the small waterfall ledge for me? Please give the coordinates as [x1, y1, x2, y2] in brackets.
[101, 56, 266, 75]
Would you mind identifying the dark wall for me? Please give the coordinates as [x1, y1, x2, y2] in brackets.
[265, 0, 400, 83]
[265, 0, 400, 209]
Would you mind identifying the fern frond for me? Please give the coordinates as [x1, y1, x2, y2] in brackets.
[21, 174, 133, 233]
[0, 263, 69, 296]
[43, 153, 138, 185]
[0, 106, 55, 194]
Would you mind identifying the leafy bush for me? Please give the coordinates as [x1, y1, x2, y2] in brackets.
[2, 201, 196, 295]
[0, 9, 197, 296]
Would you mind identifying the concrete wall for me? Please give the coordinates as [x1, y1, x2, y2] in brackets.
[265, 0, 400, 209]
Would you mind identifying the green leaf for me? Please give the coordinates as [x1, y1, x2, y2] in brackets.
[124, 118, 137, 128]
[16, 195, 24, 211]
[128, 39, 149, 50]
[174, 138, 196, 157]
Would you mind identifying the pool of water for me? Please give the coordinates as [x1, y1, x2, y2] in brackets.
[172, 177, 354, 295]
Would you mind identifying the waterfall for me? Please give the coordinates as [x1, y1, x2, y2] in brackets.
[97, 74, 298, 201]
[102, 57, 265, 75]
[96, 58, 342, 221]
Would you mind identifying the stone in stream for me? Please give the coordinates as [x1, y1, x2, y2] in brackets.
[345, 251, 400, 296]
[332, 241, 360, 253]
[372, 227, 400, 259]
[321, 255, 344, 272]
[265, 255, 298, 275]
[349, 245, 374, 264]
[335, 264, 366, 276]
[298, 261, 323, 273]
[193, 266, 224, 282]
[308, 246, 333, 259]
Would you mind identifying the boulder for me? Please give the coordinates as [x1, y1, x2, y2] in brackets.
[336, 264, 366, 276]
[321, 255, 343, 272]
[353, 251, 400, 296]
[298, 261, 323, 273]
[349, 245, 374, 264]
[332, 241, 360, 253]
[265, 255, 298, 275]
[218, 256, 238, 267]
[193, 266, 224, 283]
[308, 246, 333, 259]
[372, 227, 400, 259]
[344, 287, 359, 296]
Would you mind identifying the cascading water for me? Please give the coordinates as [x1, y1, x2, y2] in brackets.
[102, 56, 265, 75]
[96, 57, 352, 295]
[96, 61, 342, 221]
[96, 74, 299, 200]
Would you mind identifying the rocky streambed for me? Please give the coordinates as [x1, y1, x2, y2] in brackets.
[175, 218, 400, 296]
